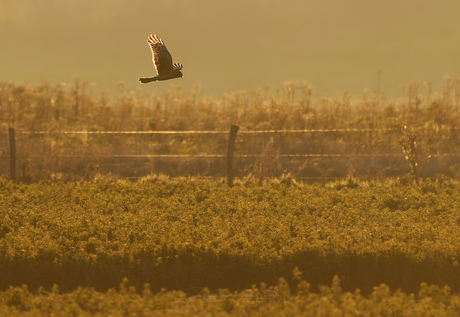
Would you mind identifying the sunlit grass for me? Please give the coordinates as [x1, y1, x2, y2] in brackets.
[2, 176, 460, 295]
[1, 78, 460, 181]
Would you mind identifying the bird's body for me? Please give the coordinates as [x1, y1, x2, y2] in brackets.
[139, 35, 183, 83]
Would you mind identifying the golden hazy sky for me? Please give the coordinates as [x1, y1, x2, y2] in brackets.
[1, 0, 459, 97]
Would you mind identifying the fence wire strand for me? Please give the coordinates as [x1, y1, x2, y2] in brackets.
[3, 128, 394, 135]
[4, 154, 460, 159]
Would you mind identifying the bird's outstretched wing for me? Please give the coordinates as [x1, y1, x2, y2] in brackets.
[173, 63, 183, 71]
[147, 35, 174, 75]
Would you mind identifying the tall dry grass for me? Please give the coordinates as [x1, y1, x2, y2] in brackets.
[1, 77, 460, 182]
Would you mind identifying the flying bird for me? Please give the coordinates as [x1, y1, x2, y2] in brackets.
[138, 34, 183, 83]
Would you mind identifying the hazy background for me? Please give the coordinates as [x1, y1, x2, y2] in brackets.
[1, 0, 459, 98]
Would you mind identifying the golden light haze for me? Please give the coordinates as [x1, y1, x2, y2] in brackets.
[1, 0, 459, 97]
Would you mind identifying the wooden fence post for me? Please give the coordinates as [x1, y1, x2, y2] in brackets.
[8, 127, 16, 183]
[227, 125, 239, 187]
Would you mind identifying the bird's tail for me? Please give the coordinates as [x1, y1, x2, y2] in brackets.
[138, 77, 157, 84]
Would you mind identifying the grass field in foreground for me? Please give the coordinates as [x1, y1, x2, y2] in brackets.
[1, 175, 460, 297]
[1, 278, 459, 316]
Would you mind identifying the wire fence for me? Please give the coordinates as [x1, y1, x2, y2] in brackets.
[2, 128, 397, 159]
[4, 128, 459, 158]
[3, 126, 460, 182]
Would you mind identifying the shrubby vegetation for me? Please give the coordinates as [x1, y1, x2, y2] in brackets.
[1, 277, 459, 316]
[2, 78, 460, 314]
[1, 78, 460, 181]
[1, 176, 460, 296]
